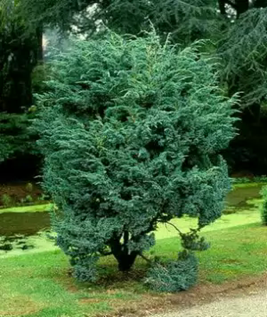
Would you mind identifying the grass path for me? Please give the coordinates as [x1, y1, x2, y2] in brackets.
[153, 288, 267, 317]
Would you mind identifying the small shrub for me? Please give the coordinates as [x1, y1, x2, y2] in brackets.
[38, 193, 51, 201]
[145, 251, 198, 292]
[25, 195, 33, 204]
[1, 194, 13, 207]
[0, 243, 13, 251]
[20, 195, 33, 205]
[21, 244, 34, 250]
[260, 186, 267, 225]
[25, 182, 33, 193]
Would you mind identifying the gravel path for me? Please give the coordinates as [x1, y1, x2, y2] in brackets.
[153, 289, 267, 317]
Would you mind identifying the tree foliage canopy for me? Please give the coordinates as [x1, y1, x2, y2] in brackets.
[35, 32, 237, 281]
[219, 6, 267, 106]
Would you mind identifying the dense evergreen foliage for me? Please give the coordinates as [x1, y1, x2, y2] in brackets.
[145, 251, 198, 292]
[35, 32, 236, 281]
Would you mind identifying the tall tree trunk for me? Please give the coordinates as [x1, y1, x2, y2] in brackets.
[36, 27, 43, 62]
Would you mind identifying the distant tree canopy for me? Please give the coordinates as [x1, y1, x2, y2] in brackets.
[19, 0, 267, 108]
[20, 0, 219, 42]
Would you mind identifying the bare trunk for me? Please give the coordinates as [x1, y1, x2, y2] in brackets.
[109, 234, 138, 271]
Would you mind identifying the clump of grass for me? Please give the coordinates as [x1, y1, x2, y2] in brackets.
[21, 194, 33, 205]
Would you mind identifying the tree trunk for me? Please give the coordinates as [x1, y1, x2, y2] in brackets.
[36, 27, 43, 62]
[235, 0, 249, 17]
[116, 252, 138, 271]
[109, 236, 138, 271]
[218, 0, 226, 15]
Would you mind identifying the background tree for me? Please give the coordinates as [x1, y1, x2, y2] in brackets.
[35, 32, 236, 282]
[217, 1, 267, 174]
[0, 0, 42, 178]
[20, 0, 219, 43]
[20, 0, 267, 108]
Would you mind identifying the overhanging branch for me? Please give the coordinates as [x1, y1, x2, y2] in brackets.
[139, 253, 152, 263]
[166, 222, 183, 235]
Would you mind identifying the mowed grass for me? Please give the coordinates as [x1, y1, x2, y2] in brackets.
[154, 222, 267, 284]
[1, 207, 267, 317]
[155, 207, 261, 240]
[0, 203, 52, 214]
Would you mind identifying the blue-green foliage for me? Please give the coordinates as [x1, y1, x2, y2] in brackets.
[35, 32, 237, 283]
[145, 251, 198, 292]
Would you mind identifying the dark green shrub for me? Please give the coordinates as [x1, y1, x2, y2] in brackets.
[145, 251, 198, 292]
[1, 194, 12, 207]
[0, 243, 13, 251]
[31, 64, 51, 94]
[25, 183, 33, 193]
[25, 195, 33, 204]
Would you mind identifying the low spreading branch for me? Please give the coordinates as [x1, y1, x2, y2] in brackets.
[166, 222, 183, 236]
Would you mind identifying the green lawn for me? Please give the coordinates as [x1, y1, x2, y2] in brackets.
[155, 207, 261, 240]
[155, 223, 267, 284]
[0, 203, 52, 214]
[1, 208, 267, 317]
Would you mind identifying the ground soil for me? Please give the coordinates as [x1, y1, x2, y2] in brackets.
[103, 274, 267, 317]
[152, 276, 267, 317]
